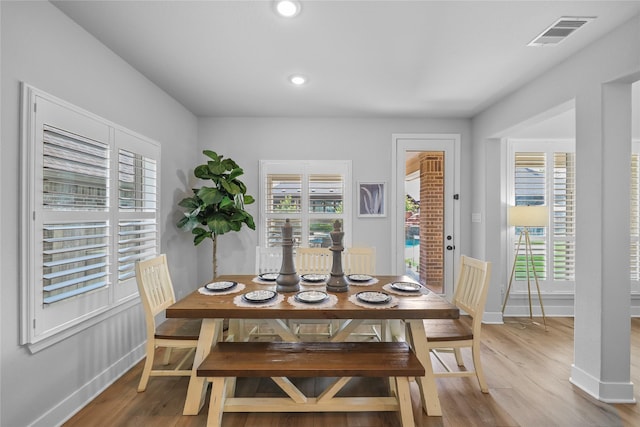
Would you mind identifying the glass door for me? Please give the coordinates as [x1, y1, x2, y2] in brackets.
[393, 135, 458, 297]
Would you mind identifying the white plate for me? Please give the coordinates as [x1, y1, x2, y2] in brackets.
[347, 274, 373, 282]
[390, 281, 422, 292]
[242, 290, 277, 303]
[258, 272, 278, 281]
[205, 281, 237, 292]
[295, 290, 329, 304]
[356, 291, 391, 304]
[301, 274, 327, 283]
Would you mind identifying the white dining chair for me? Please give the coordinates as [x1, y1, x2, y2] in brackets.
[343, 247, 386, 340]
[423, 255, 492, 392]
[136, 254, 201, 392]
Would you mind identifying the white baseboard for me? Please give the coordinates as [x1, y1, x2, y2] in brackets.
[570, 364, 636, 403]
[30, 343, 145, 427]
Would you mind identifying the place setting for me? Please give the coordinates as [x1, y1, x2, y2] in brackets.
[234, 289, 285, 307]
[198, 280, 245, 296]
[382, 281, 429, 296]
[288, 289, 338, 309]
[348, 290, 398, 309]
[299, 273, 327, 285]
[345, 274, 379, 286]
[253, 272, 279, 284]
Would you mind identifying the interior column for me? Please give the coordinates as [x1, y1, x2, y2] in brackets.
[571, 81, 635, 402]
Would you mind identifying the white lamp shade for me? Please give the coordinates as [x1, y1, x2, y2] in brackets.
[509, 205, 548, 227]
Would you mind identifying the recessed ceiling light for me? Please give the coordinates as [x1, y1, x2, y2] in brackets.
[275, 0, 301, 18]
[289, 74, 307, 86]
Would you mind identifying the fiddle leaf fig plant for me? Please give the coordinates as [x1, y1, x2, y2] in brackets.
[177, 150, 255, 279]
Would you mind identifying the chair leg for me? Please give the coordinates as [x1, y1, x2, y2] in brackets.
[162, 346, 173, 365]
[137, 341, 156, 392]
[472, 342, 489, 393]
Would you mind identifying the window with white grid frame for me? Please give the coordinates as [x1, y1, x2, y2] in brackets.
[260, 160, 351, 249]
[21, 85, 160, 348]
[509, 140, 575, 293]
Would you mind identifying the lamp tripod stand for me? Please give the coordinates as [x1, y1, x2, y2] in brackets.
[502, 226, 547, 330]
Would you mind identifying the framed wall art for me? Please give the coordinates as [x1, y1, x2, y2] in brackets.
[358, 182, 386, 217]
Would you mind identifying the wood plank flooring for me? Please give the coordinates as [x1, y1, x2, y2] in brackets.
[63, 318, 640, 427]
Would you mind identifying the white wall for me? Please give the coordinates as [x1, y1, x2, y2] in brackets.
[196, 117, 471, 283]
[1, 2, 198, 426]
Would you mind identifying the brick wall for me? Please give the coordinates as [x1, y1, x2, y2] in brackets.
[419, 152, 444, 292]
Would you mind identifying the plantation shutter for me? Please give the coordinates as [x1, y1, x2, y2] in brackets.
[41, 126, 110, 304]
[513, 152, 547, 280]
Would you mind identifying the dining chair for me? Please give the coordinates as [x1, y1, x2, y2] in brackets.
[295, 247, 332, 275]
[423, 255, 492, 393]
[292, 247, 334, 337]
[343, 247, 386, 340]
[242, 246, 286, 340]
[136, 254, 201, 392]
[343, 246, 376, 275]
[255, 245, 282, 274]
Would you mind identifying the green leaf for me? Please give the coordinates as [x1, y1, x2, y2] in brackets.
[228, 167, 244, 181]
[244, 195, 255, 205]
[246, 214, 256, 229]
[202, 150, 219, 161]
[208, 214, 233, 235]
[208, 160, 226, 175]
[194, 233, 209, 245]
[222, 158, 238, 171]
[219, 196, 234, 208]
[178, 197, 200, 209]
[192, 227, 207, 235]
[197, 187, 223, 205]
[177, 216, 199, 231]
[194, 164, 212, 179]
[220, 179, 240, 195]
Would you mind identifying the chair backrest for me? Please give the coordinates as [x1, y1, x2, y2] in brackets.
[136, 254, 177, 330]
[343, 247, 376, 275]
[255, 246, 283, 274]
[295, 247, 332, 275]
[452, 255, 492, 335]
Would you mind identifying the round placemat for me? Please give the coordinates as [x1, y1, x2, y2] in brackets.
[287, 293, 338, 309]
[346, 277, 379, 287]
[233, 292, 285, 308]
[382, 283, 429, 296]
[198, 283, 245, 296]
[348, 293, 399, 309]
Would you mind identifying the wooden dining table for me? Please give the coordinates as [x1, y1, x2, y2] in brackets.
[166, 274, 459, 417]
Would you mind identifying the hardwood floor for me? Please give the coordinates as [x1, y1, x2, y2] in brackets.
[64, 318, 640, 427]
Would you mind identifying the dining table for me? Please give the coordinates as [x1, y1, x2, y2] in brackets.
[165, 274, 459, 417]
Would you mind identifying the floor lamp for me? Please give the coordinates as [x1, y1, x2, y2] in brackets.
[502, 205, 548, 330]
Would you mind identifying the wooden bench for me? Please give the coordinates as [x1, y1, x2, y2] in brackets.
[197, 341, 425, 427]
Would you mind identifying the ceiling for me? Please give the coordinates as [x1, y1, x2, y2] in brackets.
[52, 0, 640, 119]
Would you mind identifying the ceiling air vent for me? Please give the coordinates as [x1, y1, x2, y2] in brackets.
[528, 16, 596, 47]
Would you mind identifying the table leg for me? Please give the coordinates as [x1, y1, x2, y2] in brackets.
[264, 319, 301, 342]
[406, 319, 442, 416]
[330, 319, 364, 342]
[183, 318, 222, 415]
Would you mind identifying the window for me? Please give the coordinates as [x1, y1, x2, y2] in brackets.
[21, 85, 160, 348]
[259, 161, 351, 248]
[508, 140, 575, 293]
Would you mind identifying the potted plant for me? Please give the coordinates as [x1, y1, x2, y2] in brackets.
[177, 150, 255, 279]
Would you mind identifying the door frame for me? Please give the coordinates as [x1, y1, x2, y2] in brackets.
[391, 134, 460, 300]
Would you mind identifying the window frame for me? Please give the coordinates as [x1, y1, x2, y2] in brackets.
[20, 84, 161, 351]
[259, 160, 352, 249]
